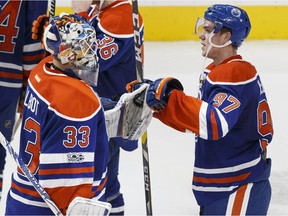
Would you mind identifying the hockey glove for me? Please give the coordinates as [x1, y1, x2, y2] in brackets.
[126, 79, 152, 93]
[31, 14, 49, 41]
[146, 77, 183, 112]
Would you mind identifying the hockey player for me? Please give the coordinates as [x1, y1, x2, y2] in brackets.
[129, 4, 273, 215]
[31, 1, 145, 213]
[4, 14, 111, 215]
[0, 0, 48, 201]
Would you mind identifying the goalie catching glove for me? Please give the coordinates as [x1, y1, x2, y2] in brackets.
[127, 77, 184, 112]
[104, 84, 152, 140]
[31, 14, 49, 41]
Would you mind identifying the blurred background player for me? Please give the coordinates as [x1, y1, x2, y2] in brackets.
[129, 4, 273, 215]
[0, 0, 48, 201]
[5, 14, 109, 215]
[71, 0, 144, 214]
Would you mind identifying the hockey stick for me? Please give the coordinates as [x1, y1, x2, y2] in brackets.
[49, 0, 56, 21]
[0, 131, 63, 216]
[131, 1, 153, 215]
[11, 113, 22, 141]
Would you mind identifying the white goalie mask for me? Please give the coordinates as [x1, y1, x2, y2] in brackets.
[43, 13, 99, 86]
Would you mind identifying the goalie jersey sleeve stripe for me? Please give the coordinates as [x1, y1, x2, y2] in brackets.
[154, 55, 273, 206]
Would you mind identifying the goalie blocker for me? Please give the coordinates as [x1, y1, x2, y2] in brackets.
[104, 84, 152, 140]
[67, 197, 112, 216]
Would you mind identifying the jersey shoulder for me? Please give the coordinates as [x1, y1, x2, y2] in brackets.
[208, 55, 257, 83]
[29, 57, 101, 119]
[98, 1, 143, 36]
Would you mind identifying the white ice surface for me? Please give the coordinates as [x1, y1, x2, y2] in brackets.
[1, 40, 288, 215]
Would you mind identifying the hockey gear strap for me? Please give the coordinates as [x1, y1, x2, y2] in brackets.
[67, 197, 111, 216]
[105, 84, 152, 140]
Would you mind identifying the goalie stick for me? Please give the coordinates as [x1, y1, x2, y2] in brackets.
[0, 131, 63, 216]
[131, 1, 153, 215]
[11, 113, 21, 141]
[0, 132, 112, 216]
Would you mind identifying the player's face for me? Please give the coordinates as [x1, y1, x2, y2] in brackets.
[196, 19, 227, 59]
[196, 19, 215, 56]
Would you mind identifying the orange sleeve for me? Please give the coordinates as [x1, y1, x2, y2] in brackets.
[99, 2, 143, 35]
[78, 11, 89, 20]
[153, 90, 202, 135]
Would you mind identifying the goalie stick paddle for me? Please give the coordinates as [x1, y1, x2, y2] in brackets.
[0, 131, 63, 216]
[131, 0, 153, 215]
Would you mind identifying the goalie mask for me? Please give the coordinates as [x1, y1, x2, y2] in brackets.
[43, 13, 99, 86]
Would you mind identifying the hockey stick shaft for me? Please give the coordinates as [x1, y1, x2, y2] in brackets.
[11, 112, 22, 141]
[132, 0, 143, 82]
[49, 0, 56, 21]
[131, 1, 153, 215]
[0, 131, 63, 216]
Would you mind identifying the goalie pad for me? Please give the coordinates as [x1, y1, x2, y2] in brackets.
[67, 197, 111, 216]
[105, 84, 152, 140]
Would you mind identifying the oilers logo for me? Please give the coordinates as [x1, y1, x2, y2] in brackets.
[231, 8, 241, 18]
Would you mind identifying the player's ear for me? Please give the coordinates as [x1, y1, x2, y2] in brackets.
[225, 31, 232, 41]
[221, 30, 232, 45]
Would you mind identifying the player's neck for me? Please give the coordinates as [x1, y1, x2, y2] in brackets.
[212, 47, 237, 65]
